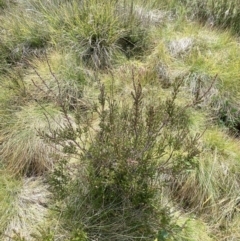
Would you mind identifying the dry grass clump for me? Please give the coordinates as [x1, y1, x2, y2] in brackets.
[168, 37, 194, 58]
[180, 0, 240, 35]
[2, 177, 51, 241]
[134, 6, 169, 26]
[0, 5, 50, 67]
[0, 103, 66, 176]
[169, 128, 240, 239]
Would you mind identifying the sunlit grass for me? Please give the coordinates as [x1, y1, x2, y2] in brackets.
[0, 5, 50, 67]
[0, 172, 21, 237]
[0, 103, 66, 176]
[184, 30, 240, 95]
[150, 19, 240, 94]
[169, 126, 240, 239]
[175, 216, 214, 241]
[148, 18, 240, 132]
[1, 0, 240, 240]
[27, 0, 151, 69]
[25, 51, 88, 110]
[2, 177, 51, 241]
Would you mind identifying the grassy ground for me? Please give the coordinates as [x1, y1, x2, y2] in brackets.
[1, 0, 240, 240]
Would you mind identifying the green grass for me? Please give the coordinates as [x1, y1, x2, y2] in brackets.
[0, 5, 50, 68]
[169, 126, 240, 239]
[0, 172, 21, 237]
[174, 216, 213, 241]
[1, 0, 240, 240]
[0, 0, 12, 10]
[183, 0, 240, 35]
[0, 103, 65, 176]
[147, 17, 240, 131]
[23, 0, 151, 69]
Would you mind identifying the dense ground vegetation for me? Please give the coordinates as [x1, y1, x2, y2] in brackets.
[1, 0, 240, 240]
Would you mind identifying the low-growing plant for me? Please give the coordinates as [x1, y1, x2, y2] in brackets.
[30, 227, 55, 241]
[30, 0, 150, 69]
[0, 177, 51, 241]
[0, 4, 50, 68]
[0, 172, 21, 237]
[0, 103, 65, 176]
[39, 68, 213, 240]
[0, 0, 12, 9]
[184, 72, 218, 107]
[178, 0, 240, 35]
[169, 127, 240, 240]
[208, 92, 240, 135]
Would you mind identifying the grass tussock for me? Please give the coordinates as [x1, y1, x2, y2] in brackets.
[149, 18, 240, 132]
[181, 0, 240, 35]
[15, 0, 152, 69]
[0, 6, 49, 68]
[0, 104, 66, 176]
[170, 127, 240, 238]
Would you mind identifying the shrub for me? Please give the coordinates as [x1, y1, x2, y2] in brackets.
[43, 69, 210, 240]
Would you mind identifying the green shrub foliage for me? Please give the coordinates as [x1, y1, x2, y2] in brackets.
[45, 71, 205, 240]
